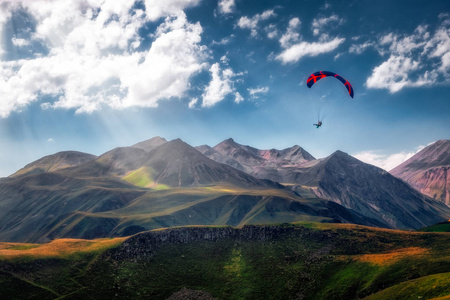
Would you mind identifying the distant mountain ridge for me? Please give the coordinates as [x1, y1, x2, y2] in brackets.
[196, 138, 317, 182]
[0, 136, 449, 242]
[10, 151, 97, 178]
[0, 137, 384, 242]
[293, 150, 449, 229]
[131, 136, 167, 152]
[391, 140, 450, 206]
[200, 139, 450, 229]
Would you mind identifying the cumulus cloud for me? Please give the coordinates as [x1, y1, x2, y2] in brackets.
[201, 62, 237, 107]
[265, 24, 278, 39]
[276, 37, 345, 64]
[349, 41, 375, 54]
[354, 145, 426, 171]
[144, 0, 202, 21]
[279, 18, 300, 48]
[366, 55, 434, 93]
[11, 37, 29, 47]
[120, 13, 207, 108]
[0, 0, 207, 117]
[248, 86, 269, 99]
[274, 16, 344, 64]
[234, 92, 244, 103]
[237, 9, 276, 37]
[188, 97, 198, 108]
[212, 36, 233, 46]
[217, 0, 236, 15]
[365, 17, 450, 93]
[311, 15, 344, 36]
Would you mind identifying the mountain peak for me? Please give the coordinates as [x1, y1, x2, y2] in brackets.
[131, 136, 167, 152]
[149, 138, 203, 159]
[332, 150, 348, 156]
[327, 150, 352, 160]
[392, 139, 450, 172]
[10, 151, 97, 178]
[220, 138, 240, 148]
[435, 139, 450, 145]
[390, 139, 450, 205]
[168, 138, 189, 146]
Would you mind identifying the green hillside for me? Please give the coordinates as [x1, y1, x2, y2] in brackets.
[27, 185, 385, 242]
[420, 221, 450, 232]
[0, 223, 449, 299]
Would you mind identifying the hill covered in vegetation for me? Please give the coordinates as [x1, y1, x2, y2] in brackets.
[0, 223, 449, 299]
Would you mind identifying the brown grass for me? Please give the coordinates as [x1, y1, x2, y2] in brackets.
[0, 237, 125, 259]
[354, 247, 429, 265]
[430, 295, 450, 300]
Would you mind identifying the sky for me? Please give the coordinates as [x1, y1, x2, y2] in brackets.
[0, 0, 449, 177]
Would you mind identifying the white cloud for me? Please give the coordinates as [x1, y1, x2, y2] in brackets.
[188, 97, 198, 108]
[274, 16, 344, 64]
[0, 2, 15, 56]
[220, 54, 229, 63]
[354, 145, 426, 171]
[217, 0, 236, 15]
[349, 41, 374, 55]
[428, 26, 450, 72]
[212, 35, 234, 45]
[248, 86, 269, 99]
[366, 55, 435, 93]
[321, 2, 331, 10]
[201, 62, 236, 107]
[365, 18, 450, 92]
[265, 24, 278, 39]
[234, 92, 244, 103]
[311, 15, 343, 36]
[0, 1, 208, 117]
[237, 9, 276, 37]
[276, 37, 345, 64]
[120, 13, 207, 108]
[279, 18, 300, 48]
[144, 0, 202, 21]
[11, 37, 29, 47]
[47, 138, 55, 143]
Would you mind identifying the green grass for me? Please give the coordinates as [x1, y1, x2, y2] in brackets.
[0, 223, 449, 299]
[7, 244, 40, 251]
[122, 167, 169, 190]
[363, 272, 450, 300]
[420, 221, 450, 232]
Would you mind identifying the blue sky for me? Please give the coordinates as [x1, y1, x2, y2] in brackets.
[0, 0, 449, 176]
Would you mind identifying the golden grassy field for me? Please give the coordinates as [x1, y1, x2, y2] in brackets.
[0, 237, 125, 259]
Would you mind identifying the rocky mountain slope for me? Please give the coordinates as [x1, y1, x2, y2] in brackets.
[9, 151, 97, 178]
[0, 138, 385, 242]
[1, 137, 449, 242]
[201, 139, 450, 229]
[196, 138, 317, 182]
[292, 150, 449, 229]
[391, 140, 450, 206]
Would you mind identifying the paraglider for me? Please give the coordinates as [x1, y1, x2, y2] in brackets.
[313, 121, 322, 128]
[306, 71, 354, 128]
[307, 71, 354, 98]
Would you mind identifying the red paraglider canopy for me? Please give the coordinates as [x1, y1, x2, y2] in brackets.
[306, 71, 354, 98]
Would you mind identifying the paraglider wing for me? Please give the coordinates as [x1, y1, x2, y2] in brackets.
[306, 71, 354, 98]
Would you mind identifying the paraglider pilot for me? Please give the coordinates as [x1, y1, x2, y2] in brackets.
[313, 121, 322, 128]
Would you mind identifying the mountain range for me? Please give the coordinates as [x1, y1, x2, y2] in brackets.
[198, 138, 450, 229]
[391, 140, 450, 206]
[0, 137, 449, 242]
